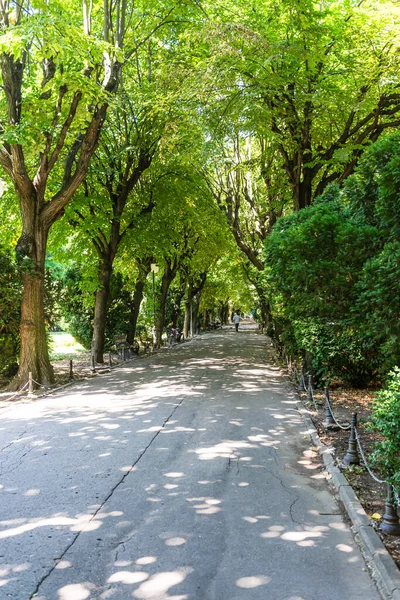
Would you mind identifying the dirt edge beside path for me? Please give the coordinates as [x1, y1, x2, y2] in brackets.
[274, 352, 400, 600]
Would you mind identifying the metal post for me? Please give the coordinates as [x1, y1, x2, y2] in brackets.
[190, 301, 193, 338]
[91, 354, 96, 373]
[298, 370, 306, 393]
[152, 270, 155, 330]
[69, 360, 73, 380]
[28, 372, 34, 397]
[323, 387, 336, 428]
[293, 360, 298, 382]
[343, 413, 360, 466]
[108, 351, 112, 367]
[306, 374, 313, 403]
[380, 483, 400, 536]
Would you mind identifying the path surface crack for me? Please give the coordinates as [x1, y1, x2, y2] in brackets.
[29, 387, 195, 599]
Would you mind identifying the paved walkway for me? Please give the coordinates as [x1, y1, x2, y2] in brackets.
[0, 331, 380, 600]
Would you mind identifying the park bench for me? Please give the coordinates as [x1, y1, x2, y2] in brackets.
[113, 334, 139, 360]
[134, 326, 153, 353]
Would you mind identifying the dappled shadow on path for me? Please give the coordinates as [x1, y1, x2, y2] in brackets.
[0, 333, 376, 600]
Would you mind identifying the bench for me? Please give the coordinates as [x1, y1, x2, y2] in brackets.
[113, 334, 139, 359]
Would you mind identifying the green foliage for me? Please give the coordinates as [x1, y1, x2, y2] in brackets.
[263, 186, 379, 384]
[58, 268, 132, 350]
[262, 132, 400, 385]
[369, 368, 400, 492]
[348, 133, 400, 373]
[58, 269, 93, 350]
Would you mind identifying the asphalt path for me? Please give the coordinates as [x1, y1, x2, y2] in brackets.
[0, 329, 380, 600]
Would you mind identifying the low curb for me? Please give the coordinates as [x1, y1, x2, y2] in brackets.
[298, 402, 400, 600]
[277, 361, 400, 599]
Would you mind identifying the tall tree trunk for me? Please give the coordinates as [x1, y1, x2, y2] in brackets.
[192, 288, 203, 332]
[183, 282, 193, 338]
[127, 280, 146, 345]
[11, 220, 54, 390]
[92, 258, 112, 363]
[171, 280, 186, 327]
[183, 273, 207, 337]
[154, 262, 177, 347]
[220, 302, 229, 325]
[126, 259, 152, 344]
[202, 308, 208, 329]
[258, 293, 271, 328]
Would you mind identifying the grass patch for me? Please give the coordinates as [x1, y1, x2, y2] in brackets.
[49, 332, 86, 359]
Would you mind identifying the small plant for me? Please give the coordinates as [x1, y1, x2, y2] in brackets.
[369, 368, 400, 494]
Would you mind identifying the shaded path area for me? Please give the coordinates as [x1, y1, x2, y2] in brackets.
[0, 331, 380, 599]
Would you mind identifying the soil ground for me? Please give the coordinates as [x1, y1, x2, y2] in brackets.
[285, 368, 400, 570]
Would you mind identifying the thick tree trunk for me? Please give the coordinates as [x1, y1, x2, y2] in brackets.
[183, 274, 207, 337]
[183, 283, 193, 338]
[253, 279, 271, 328]
[92, 259, 112, 363]
[11, 222, 54, 390]
[126, 259, 152, 344]
[220, 302, 229, 325]
[154, 264, 176, 347]
[127, 279, 145, 345]
[294, 170, 313, 211]
[192, 289, 203, 332]
[171, 281, 186, 328]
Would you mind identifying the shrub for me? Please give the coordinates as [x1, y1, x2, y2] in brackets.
[369, 368, 400, 494]
[262, 186, 380, 385]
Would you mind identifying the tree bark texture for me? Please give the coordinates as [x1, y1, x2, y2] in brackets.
[127, 280, 146, 345]
[88, 151, 154, 362]
[154, 261, 177, 347]
[92, 259, 112, 363]
[170, 280, 186, 328]
[220, 303, 229, 325]
[0, 4, 126, 388]
[183, 274, 207, 337]
[11, 220, 54, 390]
[126, 259, 152, 344]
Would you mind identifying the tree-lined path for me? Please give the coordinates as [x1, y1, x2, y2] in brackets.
[0, 331, 379, 600]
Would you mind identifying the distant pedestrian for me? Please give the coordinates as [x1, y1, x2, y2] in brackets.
[232, 312, 240, 332]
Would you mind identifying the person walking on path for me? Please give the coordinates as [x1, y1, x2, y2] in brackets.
[232, 311, 240, 332]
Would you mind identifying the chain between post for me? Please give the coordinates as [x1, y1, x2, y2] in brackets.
[354, 428, 387, 484]
[2, 380, 30, 402]
[285, 354, 399, 508]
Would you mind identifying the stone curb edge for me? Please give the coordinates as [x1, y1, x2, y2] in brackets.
[276, 362, 400, 600]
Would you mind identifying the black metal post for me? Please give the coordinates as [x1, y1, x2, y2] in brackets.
[108, 351, 112, 367]
[298, 370, 306, 393]
[152, 270, 156, 329]
[69, 359, 73, 380]
[380, 483, 400, 536]
[343, 413, 360, 466]
[323, 387, 336, 428]
[306, 374, 313, 403]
